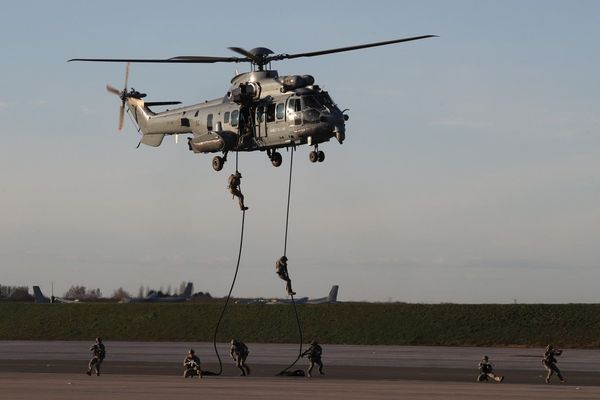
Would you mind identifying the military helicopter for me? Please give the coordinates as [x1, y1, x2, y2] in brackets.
[69, 35, 435, 171]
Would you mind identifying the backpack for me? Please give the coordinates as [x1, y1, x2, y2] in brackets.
[98, 344, 106, 359]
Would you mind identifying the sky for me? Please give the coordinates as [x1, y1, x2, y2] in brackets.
[1, 0, 599, 302]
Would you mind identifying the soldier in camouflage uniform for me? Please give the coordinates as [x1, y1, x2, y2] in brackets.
[543, 344, 566, 384]
[228, 171, 248, 211]
[301, 340, 324, 377]
[183, 348, 202, 378]
[275, 256, 295, 296]
[230, 339, 251, 376]
[477, 356, 504, 382]
[86, 337, 106, 376]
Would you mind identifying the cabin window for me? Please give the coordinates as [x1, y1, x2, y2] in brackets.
[224, 111, 230, 124]
[194, 110, 199, 117]
[266, 103, 276, 123]
[207, 114, 213, 131]
[276, 103, 285, 120]
[231, 110, 239, 126]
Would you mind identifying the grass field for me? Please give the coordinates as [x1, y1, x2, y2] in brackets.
[2, 303, 600, 347]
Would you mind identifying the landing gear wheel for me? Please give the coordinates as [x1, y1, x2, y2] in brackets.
[317, 151, 325, 162]
[212, 156, 225, 171]
[309, 151, 318, 163]
[271, 151, 282, 167]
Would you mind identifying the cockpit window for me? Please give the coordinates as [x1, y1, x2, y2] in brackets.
[302, 95, 323, 111]
[318, 93, 335, 108]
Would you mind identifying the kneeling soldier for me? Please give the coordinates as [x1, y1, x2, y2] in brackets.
[477, 355, 504, 382]
[183, 349, 202, 378]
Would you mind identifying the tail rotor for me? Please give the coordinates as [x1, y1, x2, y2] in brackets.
[106, 62, 131, 131]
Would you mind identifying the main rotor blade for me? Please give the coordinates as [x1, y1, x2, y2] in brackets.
[168, 55, 247, 63]
[68, 56, 246, 64]
[124, 62, 130, 91]
[228, 47, 258, 61]
[268, 35, 438, 61]
[118, 104, 125, 131]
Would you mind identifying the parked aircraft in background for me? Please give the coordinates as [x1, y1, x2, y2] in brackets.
[236, 285, 339, 305]
[123, 282, 194, 303]
[33, 286, 77, 304]
[306, 285, 339, 304]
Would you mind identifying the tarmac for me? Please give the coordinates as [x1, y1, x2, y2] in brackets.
[1, 341, 599, 399]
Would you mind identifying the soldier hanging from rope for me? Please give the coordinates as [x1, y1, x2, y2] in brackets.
[228, 171, 248, 211]
[275, 256, 295, 295]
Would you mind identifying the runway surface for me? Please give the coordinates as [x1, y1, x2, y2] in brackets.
[1, 341, 599, 399]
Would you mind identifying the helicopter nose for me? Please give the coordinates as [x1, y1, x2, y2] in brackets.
[326, 111, 346, 144]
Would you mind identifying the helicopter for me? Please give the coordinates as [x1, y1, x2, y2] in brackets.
[69, 35, 436, 171]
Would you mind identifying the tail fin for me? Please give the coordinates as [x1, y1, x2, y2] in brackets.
[126, 98, 166, 147]
[33, 286, 50, 304]
[328, 285, 339, 303]
[182, 282, 193, 299]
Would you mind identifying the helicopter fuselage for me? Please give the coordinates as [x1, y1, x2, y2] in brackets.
[126, 70, 347, 170]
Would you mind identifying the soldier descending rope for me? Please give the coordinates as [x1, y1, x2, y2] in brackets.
[228, 171, 248, 211]
[275, 256, 295, 296]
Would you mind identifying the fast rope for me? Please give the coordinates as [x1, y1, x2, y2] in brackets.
[277, 147, 305, 376]
[207, 150, 245, 376]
